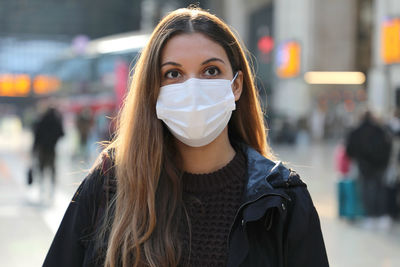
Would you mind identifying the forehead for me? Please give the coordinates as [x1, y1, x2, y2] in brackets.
[161, 33, 230, 64]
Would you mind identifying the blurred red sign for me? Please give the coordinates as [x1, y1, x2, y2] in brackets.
[114, 60, 129, 109]
[257, 36, 274, 54]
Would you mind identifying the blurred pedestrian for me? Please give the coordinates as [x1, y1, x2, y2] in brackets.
[43, 7, 328, 267]
[75, 107, 93, 159]
[346, 110, 392, 229]
[386, 109, 400, 220]
[31, 106, 64, 199]
[310, 96, 327, 141]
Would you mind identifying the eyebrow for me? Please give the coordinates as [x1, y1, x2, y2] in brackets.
[201, 57, 225, 65]
[160, 57, 225, 68]
[160, 61, 182, 68]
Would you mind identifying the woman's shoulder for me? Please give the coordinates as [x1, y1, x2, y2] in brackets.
[238, 143, 309, 198]
[74, 150, 116, 204]
[268, 167, 308, 193]
[270, 167, 319, 224]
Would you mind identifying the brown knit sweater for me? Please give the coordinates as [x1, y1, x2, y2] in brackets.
[179, 150, 247, 266]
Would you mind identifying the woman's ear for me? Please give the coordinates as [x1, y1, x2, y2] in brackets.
[232, 71, 243, 101]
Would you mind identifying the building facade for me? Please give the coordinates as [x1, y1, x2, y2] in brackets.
[369, 0, 400, 117]
[216, 0, 374, 141]
[0, 0, 142, 38]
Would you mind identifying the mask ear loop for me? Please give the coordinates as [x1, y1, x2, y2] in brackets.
[231, 72, 239, 85]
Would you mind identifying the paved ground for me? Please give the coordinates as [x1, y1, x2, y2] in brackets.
[0, 127, 399, 267]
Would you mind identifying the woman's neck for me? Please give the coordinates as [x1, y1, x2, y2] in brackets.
[175, 128, 236, 174]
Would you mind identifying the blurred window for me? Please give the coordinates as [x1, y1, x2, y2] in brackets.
[96, 54, 120, 79]
[95, 52, 138, 80]
[40, 61, 62, 76]
[56, 57, 92, 82]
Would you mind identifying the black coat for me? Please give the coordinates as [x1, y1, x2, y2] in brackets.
[33, 108, 64, 153]
[43, 145, 329, 267]
[346, 117, 392, 179]
[228, 145, 328, 266]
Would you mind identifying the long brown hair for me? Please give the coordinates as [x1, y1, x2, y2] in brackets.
[103, 7, 273, 267]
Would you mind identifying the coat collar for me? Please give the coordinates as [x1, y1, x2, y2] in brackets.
[240, 144, 293, 203]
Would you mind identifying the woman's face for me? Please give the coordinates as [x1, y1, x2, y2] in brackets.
[160, 33, 242, 100]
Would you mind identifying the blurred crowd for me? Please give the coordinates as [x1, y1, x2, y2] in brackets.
[335, 108, 400, 231]
[1, 93, 399, 227]
[12, 100, 116, 203]
[270, 88, 367, 145]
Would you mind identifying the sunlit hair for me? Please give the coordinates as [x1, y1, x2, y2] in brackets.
[103, 7, 273, 267]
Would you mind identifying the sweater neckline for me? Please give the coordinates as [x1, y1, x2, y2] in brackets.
[182, 149, 246, 193]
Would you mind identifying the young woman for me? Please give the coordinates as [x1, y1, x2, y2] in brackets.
[43, 7, 329, 267]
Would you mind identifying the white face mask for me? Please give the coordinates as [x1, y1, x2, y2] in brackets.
[156, 73, 238, 147]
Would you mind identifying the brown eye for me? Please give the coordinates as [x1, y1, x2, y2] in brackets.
[165, 70, 181, 79]
[204, 66, 220, 77]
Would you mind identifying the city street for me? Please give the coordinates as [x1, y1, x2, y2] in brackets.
[1, 127, 400, 267]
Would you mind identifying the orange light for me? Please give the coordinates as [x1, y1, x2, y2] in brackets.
[33, 75, 60, 95]
[0, 74, 14, 96]
[0, 74, 31, 97]
[381, 18, 400, 64]
[276, 41, 301, 78]
[14, 74, 31, 96]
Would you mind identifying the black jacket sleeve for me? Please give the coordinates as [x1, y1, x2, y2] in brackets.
[286, 186, 329, 267]
[43, 168, 103, 267]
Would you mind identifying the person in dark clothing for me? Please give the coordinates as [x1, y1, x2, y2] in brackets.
[346, 111, 392, 226]
[75, 107, 94, 159]
[32, 106, 64, 197]
[43, 7, 328, 267]
[385, 109, 400, 219]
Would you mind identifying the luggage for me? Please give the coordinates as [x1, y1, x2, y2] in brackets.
[337, 178, 364, 219]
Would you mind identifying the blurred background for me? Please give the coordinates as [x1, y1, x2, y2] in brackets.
[1, 0, 400, 266]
